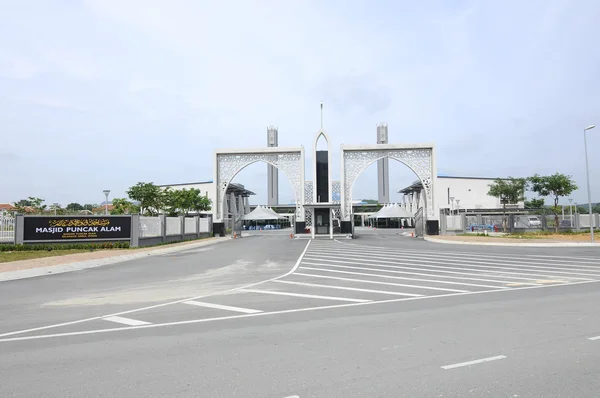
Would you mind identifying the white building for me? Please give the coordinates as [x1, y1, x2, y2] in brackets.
[398, 175, 525, 214]
[157, 181, 255, 218]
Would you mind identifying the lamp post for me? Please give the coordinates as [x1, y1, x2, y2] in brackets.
[584, 125, 595, 242]
[455, 199, 460, 215]
[103, 190, 110, 216]
[53, 203, 59, 215]
[450, 196, 455, 215]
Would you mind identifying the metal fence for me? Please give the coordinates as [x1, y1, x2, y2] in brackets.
[0, 213, 15, 242]
[443, 211, 598, 234]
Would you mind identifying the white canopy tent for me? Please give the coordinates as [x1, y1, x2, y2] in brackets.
[243, 205, 283, 221]
[375, 203, 412, 219]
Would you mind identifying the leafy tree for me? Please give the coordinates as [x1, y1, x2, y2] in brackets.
[528, 173, 578, 232]
[126, 182, 163, 216]
[13, 197, 46, 214]
[82, 204, 96, 213]
[524, 198, 545, 209]
[66, 203, 84, 211]
[190, 190, 211, 214]
[161, 188, 184, 216]
[110, 198, 139, 215]
[487, 177, 527, 232]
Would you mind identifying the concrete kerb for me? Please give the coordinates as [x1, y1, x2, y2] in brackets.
[0, 237, 230, 283]
[425, 236, 600, 248]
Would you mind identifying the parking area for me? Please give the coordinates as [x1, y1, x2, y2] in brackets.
[4, 236, 600, 342]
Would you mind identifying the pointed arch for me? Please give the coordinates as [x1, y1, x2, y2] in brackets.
[312, 129, 333, 203]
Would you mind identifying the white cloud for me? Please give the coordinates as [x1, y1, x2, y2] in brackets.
[0, 0, 599, 206]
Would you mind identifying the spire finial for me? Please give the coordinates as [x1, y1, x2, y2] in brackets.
[320, 101, 324, 129]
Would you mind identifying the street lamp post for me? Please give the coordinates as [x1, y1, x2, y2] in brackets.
[584, 125, 595, 242]
[53, 202, 59, 216]
[455, 199, 460, 215]
[449, 196, 455, 215]
[103, 190, 110, 216]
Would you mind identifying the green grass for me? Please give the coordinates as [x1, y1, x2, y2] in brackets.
[0, 249, 91, 263]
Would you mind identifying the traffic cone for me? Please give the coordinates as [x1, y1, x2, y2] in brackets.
[411, 232, 414, 237]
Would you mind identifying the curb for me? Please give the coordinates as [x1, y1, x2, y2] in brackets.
[424, 236, 600, 248]
[0, 237, 230, 283]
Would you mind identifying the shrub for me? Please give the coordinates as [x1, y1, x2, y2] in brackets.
[0, 241, 130, 252]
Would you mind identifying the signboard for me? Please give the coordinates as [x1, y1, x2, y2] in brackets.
[23, 216, 131, 242]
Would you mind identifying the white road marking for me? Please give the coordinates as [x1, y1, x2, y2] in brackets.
[305, 249, 599, 280]
[182, 300, 262, 314]
[588, 336, 600, 341]
[238, 288, 371, 303]
[1, 281, 596, 343]
[300, 265, 508, 290]
[273, 279, 424, 297]
[315, 244, 600, 267]
[0, 240, 312, 339]
[294, 271, 469, 293]
[301, 257, 540, 285]
[441, 355, 507, 370]
[102, 316, 151, 326]
[307, 247, 600, 275]
[303, 254, 561, 283]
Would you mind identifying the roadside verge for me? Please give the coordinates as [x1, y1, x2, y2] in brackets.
[425, 235, 600, 247]
[0, 237, 229, 283]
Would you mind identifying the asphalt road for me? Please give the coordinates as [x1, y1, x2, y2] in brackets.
[1, 232, 600, 397]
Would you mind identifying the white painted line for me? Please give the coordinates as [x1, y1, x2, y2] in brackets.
[238, 288, 371, 303]
[588, 336, 600, 341]
[295, 271, 469, 293]
[301, 256, 541, 285]
[300, 265, 508, 290]
[441, 355, 507, 370]
[182, 300, 262, 314]
[0, 240, 312, 339]
[305, 250, 599, 280]
[313, 245, 600, 267]
[308, 246, 600, 273]
[303, 254, 555, 283]
[273, 279, 424, 297]
[102, 316, 151, 326]
[0, 280, 597, 343]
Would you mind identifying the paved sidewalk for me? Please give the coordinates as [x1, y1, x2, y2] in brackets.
[426, 235, 600, 247]
[0, 237, 229, 282]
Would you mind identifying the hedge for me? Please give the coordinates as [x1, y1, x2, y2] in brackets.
[0, 241, 130, 252]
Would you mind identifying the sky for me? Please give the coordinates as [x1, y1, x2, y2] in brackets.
[1, 0, 599, 207]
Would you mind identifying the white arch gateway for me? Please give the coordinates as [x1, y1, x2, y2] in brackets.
[213, 147, 305, 235]
[340, 144, 436, 221]
[213, 142, 436, 238]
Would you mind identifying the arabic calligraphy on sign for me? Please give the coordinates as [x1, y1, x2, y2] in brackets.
[49, 219, 111, 227]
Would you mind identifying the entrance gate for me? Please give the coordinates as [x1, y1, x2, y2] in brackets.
[340, 144, 436, 234]
[213, 147, 305, 236]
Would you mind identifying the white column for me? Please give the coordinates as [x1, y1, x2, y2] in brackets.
[330, 209, 333, 239]
[229, 193, 237, 217]
[311, 208, 315, 239]
[244, 197, 250, 215]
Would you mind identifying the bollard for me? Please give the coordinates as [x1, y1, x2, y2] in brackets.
[411, 232, 414, 237]
[234, 232, 237, 239]
[290, 233, 293, 239]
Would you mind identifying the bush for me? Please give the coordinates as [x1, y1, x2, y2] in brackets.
[0, 241, 130, 252]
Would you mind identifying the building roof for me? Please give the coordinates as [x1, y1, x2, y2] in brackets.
[0, 203, 16, 211]
[157, 180, 213, 187]
[398, 175, 520, 194]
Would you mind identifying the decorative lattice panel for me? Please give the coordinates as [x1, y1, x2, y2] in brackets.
[304, 181, 313, 205]
[332, 180, 341, 204]
[305, 209, 312, 226]
[216, 152, 304, 221]
[342, 148, 434, 220]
